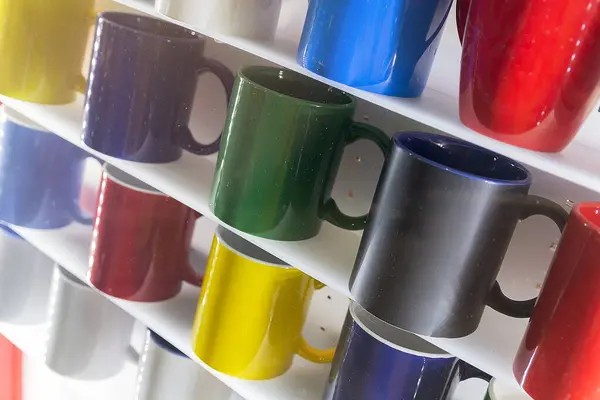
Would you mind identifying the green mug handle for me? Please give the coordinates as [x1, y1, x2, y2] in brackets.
[322, 122, 391, 230]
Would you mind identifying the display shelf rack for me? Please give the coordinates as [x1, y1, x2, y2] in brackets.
[112, 0, 600, 195]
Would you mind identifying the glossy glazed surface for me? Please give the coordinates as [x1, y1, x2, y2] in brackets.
[210, 67, 389, 240]
[191, 227, 334, 380]
[0, 108, 92, 228]
[45, 265, 135, 380]
[89, 166, 201, 302]
[0, 335, 21, 400]
[135, 330, 233, 400]
[459, 0, 600, 152]
[298, 0, 453, 97]
[350, 132, 568, 338]
[324, 304, 483, 400]
[514, 203, 600, 399]
[83, 12, 233, 163]
[156, 0, 282, 41]
[0, 0, 92, 104]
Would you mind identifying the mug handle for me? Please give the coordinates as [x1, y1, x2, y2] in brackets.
[182, 210, 204, 286]
[424, 0, 454, 48]
[322, 122, 391, 230]
[487, 195, 569, 318]
[456, 0, 471, 44]
[69, 155, 102, 225]
[74, 11, 98, 95]
[296, 280, 337, 363]
[177, 59, 235, 156]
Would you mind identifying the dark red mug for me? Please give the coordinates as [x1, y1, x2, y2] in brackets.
[458, 0, 600, 152]
[89, 165, 202, 302]
[514, 202, 600, 399]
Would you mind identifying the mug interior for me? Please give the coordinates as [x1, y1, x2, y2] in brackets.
[350, 303, 451, 358]
[100, 12, 200, 41]
[216, 226, 289, 267]
[240, 67, 353, 106]
[395, 132, 530, 183]
[104, 165, 163, 196]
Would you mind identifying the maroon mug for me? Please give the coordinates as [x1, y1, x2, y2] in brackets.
[89, 164, 202, 302]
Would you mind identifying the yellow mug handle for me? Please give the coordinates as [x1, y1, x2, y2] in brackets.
[74, 11, 98, 95]
[296, 279, 336, 363]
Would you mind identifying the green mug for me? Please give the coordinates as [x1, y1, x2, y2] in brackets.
[485, 378, 532, 399]
[210, 66, 390, 241]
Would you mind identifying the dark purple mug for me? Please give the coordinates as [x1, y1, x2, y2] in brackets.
[82, 12, 234, 163]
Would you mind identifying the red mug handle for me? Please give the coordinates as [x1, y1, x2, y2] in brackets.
[456, 0, 471, 44]
[182, 210, 204, 286]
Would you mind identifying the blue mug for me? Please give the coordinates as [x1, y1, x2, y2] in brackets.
[0, 107, 94, 229]
[298, 0, 453, 98]
[324, 303, 491, 400]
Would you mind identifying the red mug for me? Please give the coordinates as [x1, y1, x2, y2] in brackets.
[514, 202, 600, 399]
[458, 0, 600, 152]
[89, 165, 202, 302]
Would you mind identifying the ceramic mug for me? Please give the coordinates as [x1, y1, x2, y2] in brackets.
[0, 226, 53, 324]
[135, 330, 233, 400]
[485, 379, 532, 400]
[89, 165, 202, 302]
[210, 66, 390, 241]
[350, 132, 568, 338]
[156, 0, 282, 41]
[0, 0, 93, 104]
[0, 335, 21, 400]
[82, 12, 234, 163]
[0, 107, 94, 229]
[458, 0, 600, 152]
[44, 265, 135, 380]
[324, 302, 491, 400]
[298, 0, 453, 97]
[514, 202, 600, 399]
[191, 226, 335, 380]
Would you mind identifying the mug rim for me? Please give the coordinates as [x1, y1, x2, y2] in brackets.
[349, 302, 453, 359]
[573, 203, 600, 233]
[2, 106, 50, 133]
[393, 132, 532, 185]
[98, 11, 203, 43]
[104, 164, 166, 197]
[238, 66, 355, 109]
[215, 226, 291, 268]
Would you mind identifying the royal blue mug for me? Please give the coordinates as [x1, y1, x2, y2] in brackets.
[82, 12, 234, 163]
[298, 0, 453, 98]
[0, 107, 93, 229]
[324, 303, 491, 400]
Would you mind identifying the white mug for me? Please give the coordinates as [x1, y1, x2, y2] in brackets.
[0, 226, 54, 324]
[135, 330, 234, 400]
[486, 378, 532, 400]
[155, 0, 282, 41]
[44, 265, 135, 380]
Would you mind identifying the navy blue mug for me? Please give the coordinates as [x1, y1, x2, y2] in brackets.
[82, 12, 234, 163]
[0, 107, 94, 229]
[298, 0, 453, 98]
[324, 303, 491, 400]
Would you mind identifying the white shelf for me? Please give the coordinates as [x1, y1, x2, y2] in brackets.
[110, 0, 600, 196]
[9, 220, 350, 400]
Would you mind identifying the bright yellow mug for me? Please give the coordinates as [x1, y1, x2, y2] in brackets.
[0, 0, 94, 104]
[191, 226, 335, 380]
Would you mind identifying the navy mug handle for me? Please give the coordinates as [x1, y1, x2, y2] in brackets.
[487, 195, 569, 318]
[69, 154, 102, 226]
[177, 58, 234, 156]
[459, 361, 493, 382]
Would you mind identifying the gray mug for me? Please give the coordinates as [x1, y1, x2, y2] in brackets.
[350, 132, 568, 338]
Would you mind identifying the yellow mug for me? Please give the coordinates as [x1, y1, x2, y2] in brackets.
[0, 0, 94, 104]
[191, 226, 335, 380]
